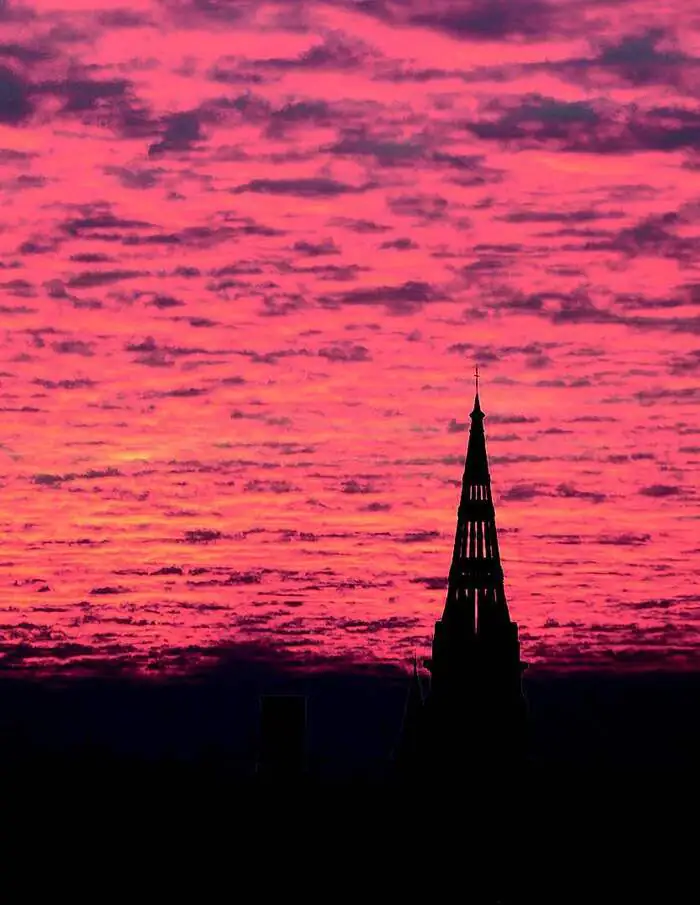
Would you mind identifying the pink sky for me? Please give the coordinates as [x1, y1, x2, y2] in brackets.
[0, 0, 698, 674]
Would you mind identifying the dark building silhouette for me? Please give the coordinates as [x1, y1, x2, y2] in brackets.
[256, 694, 308, 779]
[398, 376, 528, 781]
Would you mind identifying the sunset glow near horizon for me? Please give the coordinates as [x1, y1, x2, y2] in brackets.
[0, 0, 699, 675]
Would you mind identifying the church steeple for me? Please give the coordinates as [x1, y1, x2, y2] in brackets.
[440, 381, 512, 641]
[419, 377, 527, 776]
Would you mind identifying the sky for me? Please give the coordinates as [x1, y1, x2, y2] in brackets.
[0, 0, 698, 676]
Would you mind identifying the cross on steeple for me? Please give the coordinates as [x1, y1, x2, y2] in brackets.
[474, 363, 480, 395]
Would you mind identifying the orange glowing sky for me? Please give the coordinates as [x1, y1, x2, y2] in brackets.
[0, 0, 699, 674]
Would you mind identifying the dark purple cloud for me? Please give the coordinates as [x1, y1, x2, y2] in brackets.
[0, 65, 33, 122]
[639, 484, 682, 497]
[319, 280, 442, 313]
[232, 177, 365, 197]
[148, 111, 203, 156]
[411, 0, 554, 41]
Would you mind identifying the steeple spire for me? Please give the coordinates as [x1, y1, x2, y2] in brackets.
[420, 380, 527, 776]
[441, 378, 508, 633]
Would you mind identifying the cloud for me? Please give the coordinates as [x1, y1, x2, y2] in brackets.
[0, 147, 33, 162]
[96, 9, 154, 28]
[411, 0, 554, 41]
[327, 131, 423, 167]
[160, 0, 252, 27]
[232, 177, 364, 197]
[226, 570, 264, 585]
[32, 473, 65, 486]
[635, 387, 700, 404]
[593, 29, 696, 87]
[188, 570, 264, 586]
[379, 237, 418, 250]
[181, 529, 223, 544]
[206, 60, 265, 85]
[467, 94, 598, 143]
[67, 270, 145, 288]
[534, 532, 583, 545]
[502, 209, 622, 224]
[0, 279, 34, 298]
[0, 405, 43, 413]
[267, 99, 335, 135]
[338, 615, 419, 634]
[410, 576, 448, 590]
[587, 213, 700, 261]
[341, 479, 377, 494]
[639, 484, 682, 497]
[502, 483, 541, 501]
[33, 378, 96, 390]
[148, 111, 203, 156]
[634, 595, 700, 610]
[61, 211, 153, 236]
[397, 530, 441, 544]
[147, 295, 185, 309]
[28, 73, 154, 137]
[318, 343, 371, 362]
[261, 35, 370, 71]
[488, 414, 540, 425]
[51, 77, 130, 113]
[292, 238, 340, 257]
[104, 166, 163, 189]
[388, 193, 448, 220]
[32, 468, 122, 486]
[243, 480, 299, 493]
[467, 93, 700, 154]
[280, 263, 361, 283]
[360, 501, 391, 512]
[0, 641, 99, 665]
[667, 350, 700, 375]
[158, 387, 208, 397]
[597, 533, 651, 546]
[0, 42, 49, 65]
[319, 280, 442, 314]
[330, 217, 390, 234]
[50, 339, 94, 356]
[556, 483, 606, 504]
[4, 173, 45, 192]
[69, 253, 111, 263]
[0, 66, 32, 123]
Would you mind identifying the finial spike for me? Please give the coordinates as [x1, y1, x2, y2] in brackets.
[475, 363, 480, 395]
